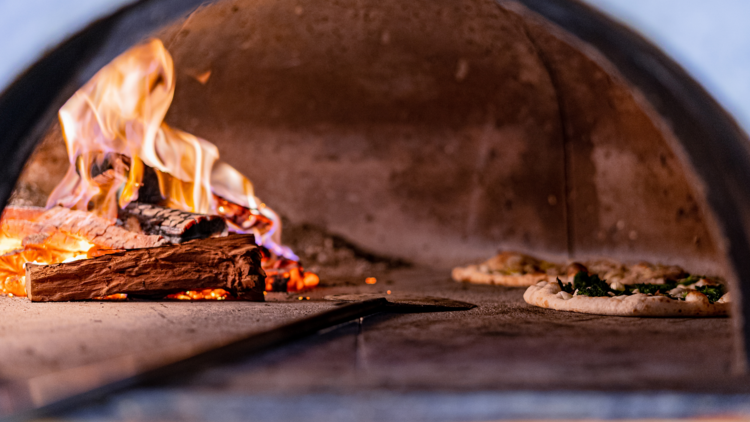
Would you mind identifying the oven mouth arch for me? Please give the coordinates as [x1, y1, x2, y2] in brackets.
[2, 0, 750, 369]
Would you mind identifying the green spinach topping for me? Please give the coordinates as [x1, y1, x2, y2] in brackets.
[627, 282, 676, 295]
[557, 278, 573, 294]
[677, 275, 703, 286]
[558, 272, 615, 297]
[557, 271, 725, 303]
[696, 285, 725, 303]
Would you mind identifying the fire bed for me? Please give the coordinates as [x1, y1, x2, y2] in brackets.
[1, 0, 750, 420]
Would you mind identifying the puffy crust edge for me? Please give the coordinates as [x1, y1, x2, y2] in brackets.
[523, 281, 730, 317]
[452, 266, 554, 287]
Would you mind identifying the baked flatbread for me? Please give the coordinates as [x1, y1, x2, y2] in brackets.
[523, 272, 730, 317]
[451, 252, 562, 287]
[453, 252, 688, 288]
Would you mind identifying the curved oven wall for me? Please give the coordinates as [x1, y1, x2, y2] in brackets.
[5, 0, 750, 368]
[16, 0, 719, 273]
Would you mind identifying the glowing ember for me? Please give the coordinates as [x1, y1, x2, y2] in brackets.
[0, 236, 22, 254]
[0, 207, 131, 297]
[95, 293, 128, 300]
[0, 230, 95, 297]
[0, 39, 318, 299]
[365, 277, 377, 285]
[166, 289, 229, 301]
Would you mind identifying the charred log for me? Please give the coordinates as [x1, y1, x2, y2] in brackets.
[268, 273, 291, 292]
[1, 206, 45, 222]
[118, 202, 227, 244]
[0, 218, 48, 240]
[25, 234, 265, 302]
[3, 206, 167, 249]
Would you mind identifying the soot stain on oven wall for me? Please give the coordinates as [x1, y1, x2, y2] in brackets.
[520, 14, 718, 269]
[158, 0, 569, 266]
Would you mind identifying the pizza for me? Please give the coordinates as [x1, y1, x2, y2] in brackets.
[451, 251, 564, 287]
[454, 252, 730, 316]
[582, 259, 687, 285]
[523, 270, 730, 317]
[453, 252, 689, 287]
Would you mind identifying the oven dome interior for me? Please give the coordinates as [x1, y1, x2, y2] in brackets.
[4, 1, 750, 418]
[13, 0, 721, 276]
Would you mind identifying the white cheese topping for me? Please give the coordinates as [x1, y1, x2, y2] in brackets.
[695, 278, 716, 287]
[718, 292, 732, 303]
[684, 290, 709, 304]
[556, 291, 573, 300]
[610, 281, 625, 291]
[668, 286, 689, 299]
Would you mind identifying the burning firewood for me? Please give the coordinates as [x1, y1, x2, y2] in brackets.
[1, 206, 45, 221]
[0, 40, 320, 301]
[25, 234, 265, 302]
[118, 202, 227, 243]
[0, 206, 170, 297]
[33, 206, 167, 249]
[2, 206, 166, 250]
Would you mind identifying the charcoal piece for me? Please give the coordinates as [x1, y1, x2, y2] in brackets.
[118, 202, 227, 244]
[135, 165, 167, 205]
[268, 274, 290, 292]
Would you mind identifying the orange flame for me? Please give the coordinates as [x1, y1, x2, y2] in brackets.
[0, 220, 95, 297]
[46, 38, 298, 263]
[0, 38, 318, 299]
[49, 40, 175, 221]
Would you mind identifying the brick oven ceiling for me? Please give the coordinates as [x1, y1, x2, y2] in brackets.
[152, 0, 718, 273]
[3, 0, 750, 369]
[12, 0, 725, 275]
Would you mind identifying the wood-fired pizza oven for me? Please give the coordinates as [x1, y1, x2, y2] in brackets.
[2, 0, 750, 420]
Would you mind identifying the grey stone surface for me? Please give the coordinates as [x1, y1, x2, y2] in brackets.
[19, 266, 746, 421]
[0, 296, 335, 381]
[0, 267, 746, 420]
[178, 267, 741, 394]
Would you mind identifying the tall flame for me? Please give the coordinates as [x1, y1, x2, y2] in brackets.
[50, 40, 174, 220]
[46, 39, 297, 262]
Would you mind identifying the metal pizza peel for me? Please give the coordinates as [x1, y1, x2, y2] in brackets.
[323, 293, 477, 312]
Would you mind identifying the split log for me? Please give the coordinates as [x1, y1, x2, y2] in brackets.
[1, 206, 45, 222]
[0, 218, 48, 240]
[25, 234, 265, 302]
[3, 206, 167, 250]
[118, 203, 227, 244]
[0, 206, 52, 243]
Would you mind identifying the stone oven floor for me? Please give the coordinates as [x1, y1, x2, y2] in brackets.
[3, 266, 750, 421]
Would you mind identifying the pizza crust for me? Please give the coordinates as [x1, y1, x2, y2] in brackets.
[452, 251, 562, 287]
[451, 265, 554, 286]
[523, 281, 730, 317]
[453, 252, 693, 288]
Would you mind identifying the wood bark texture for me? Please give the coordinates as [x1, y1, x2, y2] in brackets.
[118, 203, 227, 243]
[3, 206, 167, 249]
[25, 234, 265, 302]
